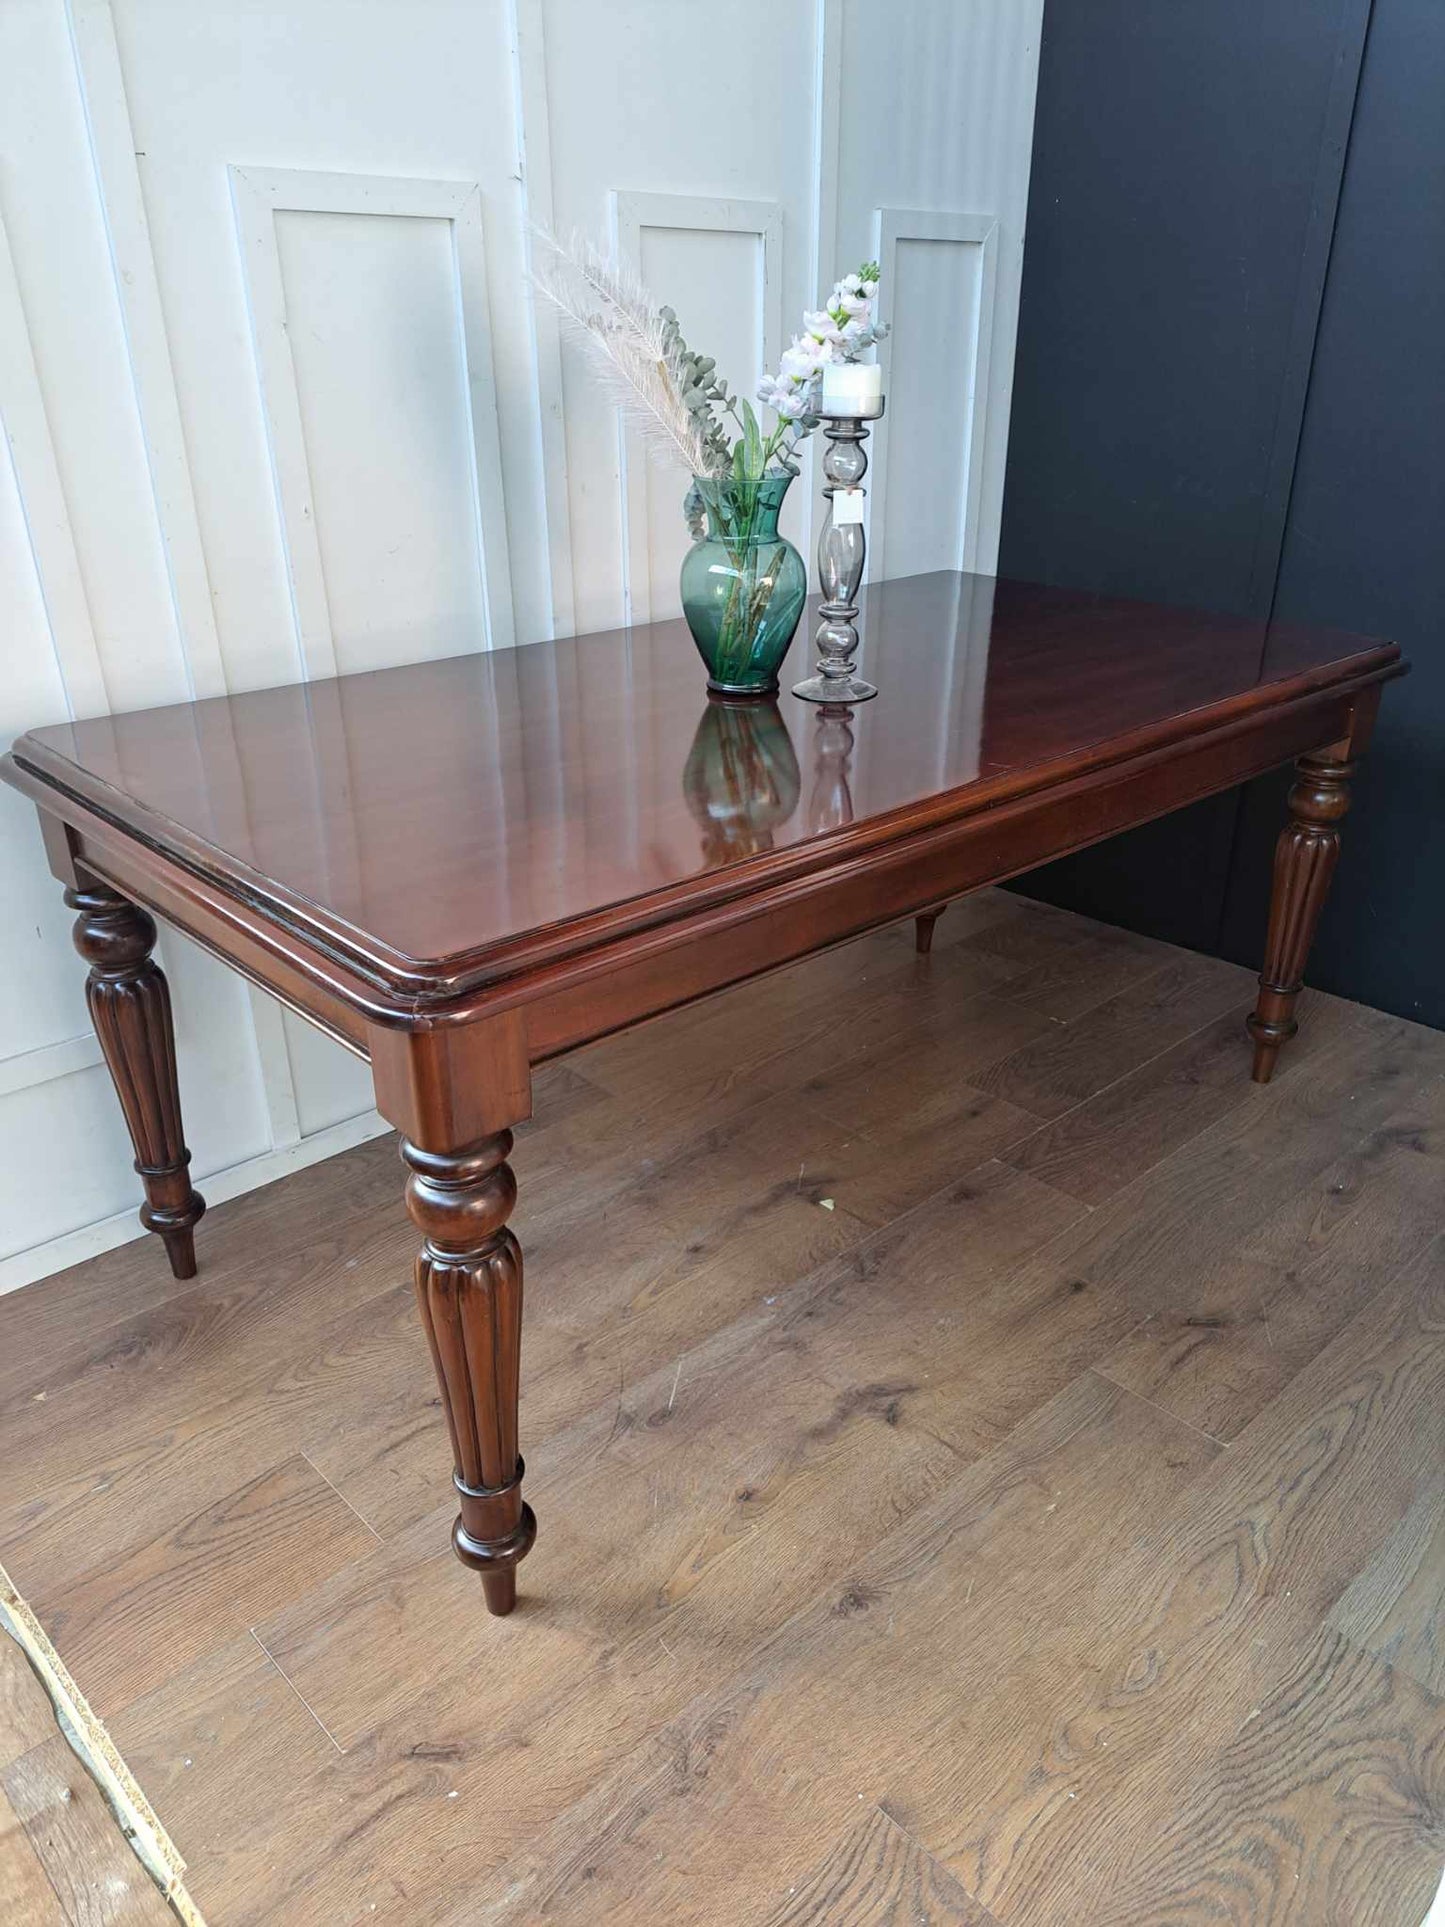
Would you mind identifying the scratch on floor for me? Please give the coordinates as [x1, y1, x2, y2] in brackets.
[602, 1364, 628, 1452]
[0, 1559, 206, 1925]
[300, 1451, 385, 1543]
[247, 1628, 346, 1756]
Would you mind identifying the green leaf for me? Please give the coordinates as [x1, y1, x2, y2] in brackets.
[740, 396, 762, 481]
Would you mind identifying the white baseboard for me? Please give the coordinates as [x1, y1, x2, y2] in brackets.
[0, 1109, 393, 1297]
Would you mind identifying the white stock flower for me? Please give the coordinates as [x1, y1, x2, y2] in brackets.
[779, 336, 829, 383]
[758, 261, 886, 423]
[804, 307, 845, 345]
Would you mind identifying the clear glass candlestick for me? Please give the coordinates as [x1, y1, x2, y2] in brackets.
[793, 401, 883, 705]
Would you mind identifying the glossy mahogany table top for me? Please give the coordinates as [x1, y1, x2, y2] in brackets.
[10, 572, 1398, 993]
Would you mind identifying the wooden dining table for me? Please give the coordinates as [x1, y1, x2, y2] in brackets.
[1, 570, 1405, 1618]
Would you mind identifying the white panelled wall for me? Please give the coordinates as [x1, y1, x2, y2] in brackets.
[0, 0, 1043, 1290]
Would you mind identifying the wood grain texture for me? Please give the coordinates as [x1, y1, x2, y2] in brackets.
[0, 1635, 70, 1927]
[3, 1737, 172, 1926]
[23, 1456, 376, 1714]
[465, 1373, 1219, 1927]
[1092, 1628, 1445, 1926]
[1000, 1002, 1284, 1203]
[1101, 1086, 1445, 1439]
[108, 1634, 340, 1859]
[765, 1806, 999, 1926]
[252, 1159, 1089, 1758]
[909, 1239, 1445, 1923]
[1328, 1483, 1445, 1699]
[959, 896, 1173, 1022]
[0, 1628, 58, 1776]
[0, 899, 1440, 1927]
[0, 1130, 404, 1408]
[0, 1214, 410, 1598]
[0, 1780, 69, 1927]
[975, 947, 1256, 1121]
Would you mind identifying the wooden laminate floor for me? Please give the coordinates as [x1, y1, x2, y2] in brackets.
[1, 890, 1444, 1925]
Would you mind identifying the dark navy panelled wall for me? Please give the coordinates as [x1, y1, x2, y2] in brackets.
[999, 0, 1443, 1027]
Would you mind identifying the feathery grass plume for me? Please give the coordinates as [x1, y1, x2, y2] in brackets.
[529, 227, 722, 476]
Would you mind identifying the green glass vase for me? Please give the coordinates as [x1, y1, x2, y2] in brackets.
[680, 471, 807, 696]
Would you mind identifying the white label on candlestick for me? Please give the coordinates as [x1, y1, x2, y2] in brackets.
[833, 488, 865, 525]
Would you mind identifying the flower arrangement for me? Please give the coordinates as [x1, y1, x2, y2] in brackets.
[529, 231, 888, 693]
[756, 266, 888, 433]
[530, 231, 887, 486]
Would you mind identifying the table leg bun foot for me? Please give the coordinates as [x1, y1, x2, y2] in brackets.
[482, 1568, 517, 1617]
[1246, 1002, 1296, 1085]
[450, 1497, 538, 1616]
[1248, 1037, 1283, 1084]
[140, 1170, 206, 1278]
[154, 1217, 200, 1280]
[915, 905, 946, 955]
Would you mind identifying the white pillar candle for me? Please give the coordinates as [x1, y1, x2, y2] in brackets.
[819, 360, 883, 417]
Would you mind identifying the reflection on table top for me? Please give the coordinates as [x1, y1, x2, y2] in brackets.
[16, 571, 1394, 969]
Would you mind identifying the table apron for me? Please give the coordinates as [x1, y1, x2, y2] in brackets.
[26, 679, 1366, 1074]
[516, 685, 1362, 1061]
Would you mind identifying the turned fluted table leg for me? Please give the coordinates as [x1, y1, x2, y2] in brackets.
[402, 1131, 536, 1615]
[1247, 752, 1354, 1084]
[68, 884, 205, 1278]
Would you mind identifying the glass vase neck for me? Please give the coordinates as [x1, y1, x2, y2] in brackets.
[693, 470, 793, 543]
